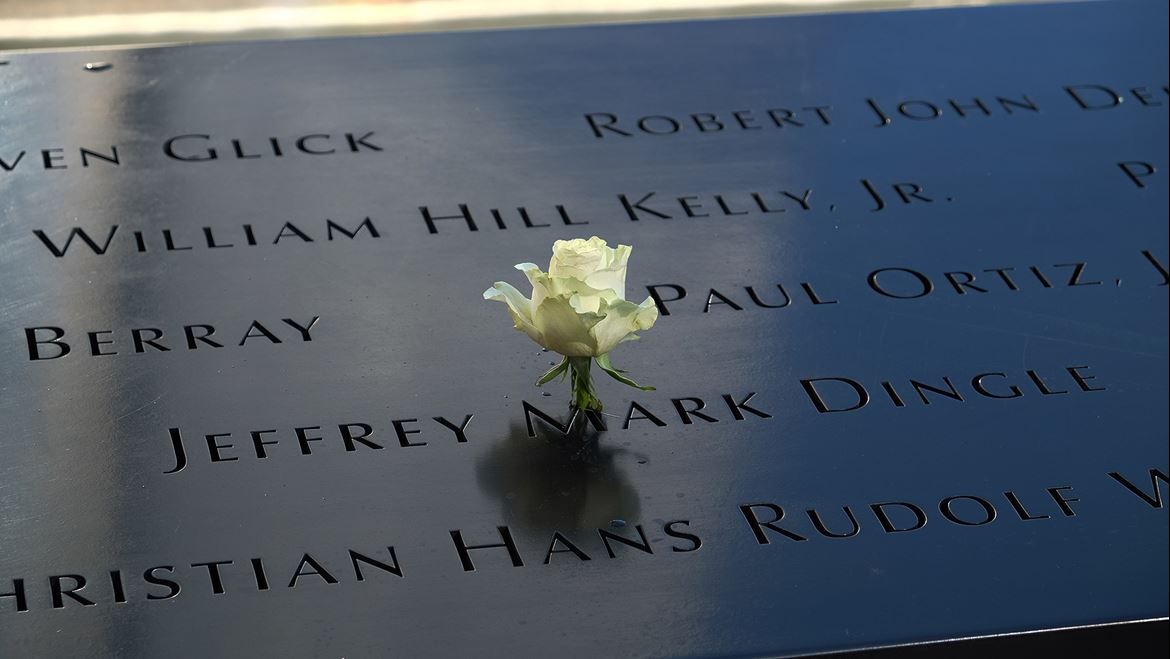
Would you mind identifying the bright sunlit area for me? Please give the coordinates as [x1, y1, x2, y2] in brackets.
[1, 0, 1026, 50]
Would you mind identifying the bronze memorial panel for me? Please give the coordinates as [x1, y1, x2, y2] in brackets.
[1, 0, 1167, 656]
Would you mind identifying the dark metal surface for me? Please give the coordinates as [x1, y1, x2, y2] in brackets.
[1, 1, 1167, 656]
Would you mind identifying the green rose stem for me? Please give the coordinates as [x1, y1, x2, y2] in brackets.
[568, 356, 602, 412]
[537, 354, 655, 417]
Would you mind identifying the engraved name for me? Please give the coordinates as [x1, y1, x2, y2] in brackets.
[5, 468, 1162, 613]
[24, 316, 321, 361]
[0, 131, 381, 173]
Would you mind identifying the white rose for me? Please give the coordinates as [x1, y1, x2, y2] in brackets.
[483, 237, 659, 357]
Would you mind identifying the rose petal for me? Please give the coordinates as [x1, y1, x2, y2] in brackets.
[484, 282, 545, 346]
[588, 296, 659, 355]
[550, 236, 609, 280]
[533, 295, 598, 356]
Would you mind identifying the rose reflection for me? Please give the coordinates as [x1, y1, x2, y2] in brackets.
[475, 413, 642, 535]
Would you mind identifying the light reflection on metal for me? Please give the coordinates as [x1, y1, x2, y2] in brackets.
[0, 0, 1015, 48]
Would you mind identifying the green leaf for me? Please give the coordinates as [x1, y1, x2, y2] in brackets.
[596, 354, 656, 391]
[535, 357, 569, 386]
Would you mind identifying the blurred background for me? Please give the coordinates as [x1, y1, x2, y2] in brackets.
[1, 0, 1026, 50]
